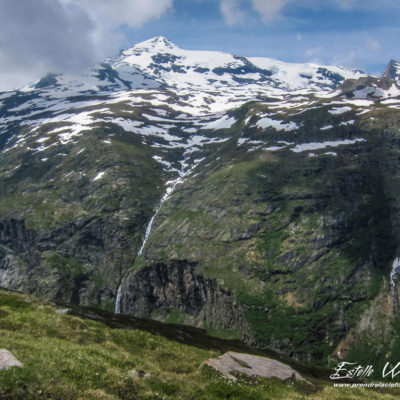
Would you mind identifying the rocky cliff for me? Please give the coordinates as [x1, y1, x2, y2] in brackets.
[1, 38, 400, 366]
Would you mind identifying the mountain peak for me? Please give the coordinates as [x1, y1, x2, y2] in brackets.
[127, 36, 179, 53]
[382, 59, 400, 82]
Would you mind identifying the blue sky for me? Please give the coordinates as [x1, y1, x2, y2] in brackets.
[0, 0, 398, 89]
[124, 0, 398, 75]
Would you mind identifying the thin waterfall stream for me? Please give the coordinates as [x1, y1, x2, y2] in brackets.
[114, 154, 194, 314]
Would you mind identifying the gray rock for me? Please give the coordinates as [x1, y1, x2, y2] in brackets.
[56, 308, 70, 315]
[127, 369, 150, 380]
[0, 349, 23, 370]
[121, 260, 253, 343]
[127, 369, 139, 378]
[205, 351, 309, 383]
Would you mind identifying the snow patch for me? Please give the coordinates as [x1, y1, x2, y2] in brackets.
[328, 106, 352, 115]
[93, 171, 106, 181]
[291, 138, 366, 153]
[202, 115, 236, 130]
[256, 117, 299, 131]
[339, 120, 355, 126]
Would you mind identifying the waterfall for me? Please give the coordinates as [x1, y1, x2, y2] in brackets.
[116, 154, 197, 315]
[391, 257, 400, 286]
[114, 284, 122, 314]
[391, 257, 400, 310]
[137, 155, 189, 257]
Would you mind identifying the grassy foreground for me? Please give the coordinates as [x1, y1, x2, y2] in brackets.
[0, 290, 398, 400]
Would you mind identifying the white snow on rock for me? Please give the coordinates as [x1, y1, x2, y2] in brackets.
[256, 117, 299, 131]
[344, 99, 374, 107]
[264, 145, 287, 151]
[291, 138, 366, 153]
[381, 99, 400, 104]
[93, 171, 106, 181]
[328, 106, 352, 115]
[153, 155, 173, 170]
[278, 140, 294, 145]
[201, 115, 236, 130]
[339, 120, 355, 126]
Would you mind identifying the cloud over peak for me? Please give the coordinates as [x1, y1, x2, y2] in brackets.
[220, 0, 245, 26]
[0, 0, 173, 90]
[250, 0, 291, 22]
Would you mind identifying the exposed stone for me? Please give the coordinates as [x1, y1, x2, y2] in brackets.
[56, 308, 70, 315]
[120, 260, 253, 343]
[205, 351, 309, 383]
[127, 369, 139, 378]
[127, 369, 150, 379]
[0, 350, 23, 370]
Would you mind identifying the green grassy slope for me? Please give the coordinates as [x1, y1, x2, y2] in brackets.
[0, 290, 398, 399]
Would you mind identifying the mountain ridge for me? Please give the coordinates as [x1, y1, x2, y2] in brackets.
[1, 37, 400, 367]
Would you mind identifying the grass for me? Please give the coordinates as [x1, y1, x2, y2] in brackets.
[1, 290, 400, 399]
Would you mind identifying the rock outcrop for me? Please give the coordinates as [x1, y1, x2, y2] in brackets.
[0, 350, 23, 370]
[120, 260, 252, 342]
[205, 351, 309, 383]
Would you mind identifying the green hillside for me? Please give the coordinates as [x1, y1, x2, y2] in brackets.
[0, 289, 398, 399]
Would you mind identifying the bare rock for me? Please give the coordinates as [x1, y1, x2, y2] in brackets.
[127, 369, 139, 378]
[127, 369, 150, 380]
[0, 350, 23, 370]
[205, 351, 309, 383]
[56, 308, 71, 315]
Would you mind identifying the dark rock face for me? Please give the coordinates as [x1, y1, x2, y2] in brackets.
[382, 59, 400, 82]
[0, 219, 39, 292]
[120, 260, 252, 341]
[340, 76, 394, 97]
[0, 217, 138, 309]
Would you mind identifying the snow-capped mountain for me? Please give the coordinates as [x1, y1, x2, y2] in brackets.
[28, 63, 160, 94]
[116, 36, 365, 91]
[12, 36, 368, 116]
[0, 36, 399, 173]
[2, 36, 400, 365]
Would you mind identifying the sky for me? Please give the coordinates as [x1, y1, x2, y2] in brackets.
[0, 0, 398, 90]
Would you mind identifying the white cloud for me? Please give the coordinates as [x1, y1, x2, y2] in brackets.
[68, 0, 173, 29]
[0, 0, 173, 90]
[243, 0, 400, 24]
[220, 0, 245, 25]
[250, 0, 292, 22]
[305, 46, 324, 58]
[333, 50, 358, 68]
[366, 38, 381, 51]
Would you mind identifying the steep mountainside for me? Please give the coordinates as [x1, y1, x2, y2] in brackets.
[1, 36, 400, 366]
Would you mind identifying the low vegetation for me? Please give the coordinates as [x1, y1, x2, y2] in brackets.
[1, 290, 399, 399]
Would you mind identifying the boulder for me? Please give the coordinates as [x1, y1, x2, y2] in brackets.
[205, 351, 308, 383]
[56, 308, 71, 315]
[0, 350, 23, 370]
